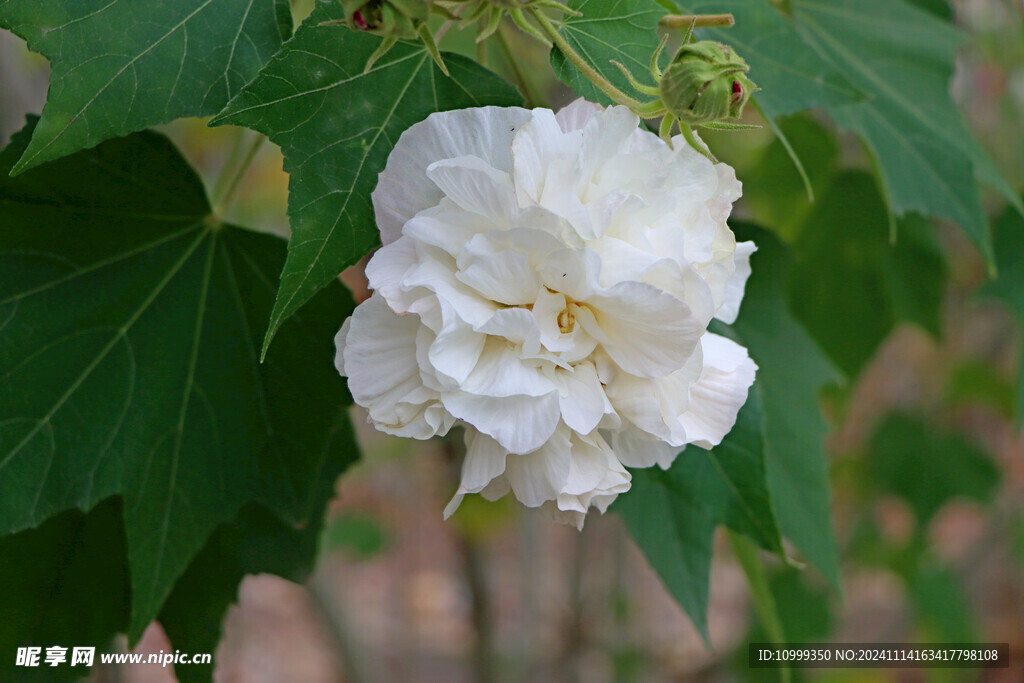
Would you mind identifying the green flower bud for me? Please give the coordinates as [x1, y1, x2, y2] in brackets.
[658, 40, 756, 126]
[338, 0, 429, 38]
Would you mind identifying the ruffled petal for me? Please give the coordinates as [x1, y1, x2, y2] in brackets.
[460, 337, 556, 398]
[612, 426, 679, 470]
[455, 233, 542, 305]
[442, 391, 560, 455]
[554, 98, 603, 132]
[401, 245, 498, 327]
[715, 240, 756, 324]
[443, 427, 509, 518]
[586, 281, 703, 378]
[504, 426, 572, 507]
[374, 106, 533, 244]
[425, 155, 518, 224]
[476, 307, 542, 355]
[339, 294, 446, 439]
[537, 248, 602, 302]
[555, 362, 610, 435]
[364, 234, 422, 314]
[427, 304, 485, 385]
[675, 332, 757, 448]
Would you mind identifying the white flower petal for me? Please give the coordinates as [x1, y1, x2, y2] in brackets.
[427, 305, 485, 384]
[604, 372, 670, 442]
[334, 317, 351, 376]
[537, 248, 602, 302]
[511, 108, 582, 207]
[555, 98, 603, 132]
[402, 200, 497, 256]
[587, 281, 703, 377]
[612, 426, 679, 470]
[505, 427, 572, 507]
[476, 307, 542, 355]
[460, 337, 556, 398]
[340, 294, 445, 439]
[676, 333, 757, 448]
[556, 431, 632, 520]
[455, 233, 542, 305]
[443, 428, 509, 519]
[555, 362, 610, 435]
[442, 391, 560, 454]
[401, 246, 498, 327]
[374, 106, 533, 244]
[426, 155, 518, 223]
[715, 240, 756, 324]
[364, 235, 420, 313]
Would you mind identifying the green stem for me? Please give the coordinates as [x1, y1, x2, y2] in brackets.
[660, 13, 735, 29]
[528, 9, 645, 110]
[212, 132, 266, 217]
[729, 531, 792, 683]
[497, 24, 543, 107]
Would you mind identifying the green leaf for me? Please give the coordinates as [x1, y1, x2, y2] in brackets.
[979, 204, 1024, 421]
[903, 0, 952, 19]
[617, 391, 783, 640]
[0, 118, 358, 641]
[550, 0, 665, 106]
[321, 513, 389, 558]
[674, 0, 863, 118]
[868, 414, 999, 525]
[159, 498, 342, 683]
[734, 567, 832, 682]
[0, 499, 128, 682]
[209, 3, 521, 354]
[730, 225, 843, 587]
[792, 0, 1021, 267]
[0, 0, 285, 174]
[742, 114, 840, 240]
[787, 171, 946, 377]
[907, 562, 975, 642]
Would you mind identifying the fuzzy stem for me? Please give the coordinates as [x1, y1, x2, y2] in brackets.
[659, 13, 735, 29]
[498, 24, 544, 107]
[529, 9, 645, 110]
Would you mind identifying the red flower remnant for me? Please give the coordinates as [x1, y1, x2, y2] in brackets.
[730, 80, 742, 103]
[353, 10, 369, 30]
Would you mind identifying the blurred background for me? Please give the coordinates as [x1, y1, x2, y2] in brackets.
[2, 0, 1023, 680]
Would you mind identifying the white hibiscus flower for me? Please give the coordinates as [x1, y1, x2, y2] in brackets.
[336, 99, 757, 528]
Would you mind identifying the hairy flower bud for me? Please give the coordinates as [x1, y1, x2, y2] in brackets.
[339, 0, 429, 37]
[658, 41, 756, 126]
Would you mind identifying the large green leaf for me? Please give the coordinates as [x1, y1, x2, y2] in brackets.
[742, 114, 840, 240]
[869, 415, 999, 525]
[159, 498, 342, 683]
[980, 204, 1024, 421]
[0, 119, 357, 640]
[787, 171, 946, 377]
[0, 0, 285, 174]
[792, 0, 1021, 266]
[550, 0, 665, 106]
[730, 225, 842, 587]
[616, 391, 783, 639]
[0, 500, 128, 682]
[210, 3, 521, 354]
[673, 0, 862, 118]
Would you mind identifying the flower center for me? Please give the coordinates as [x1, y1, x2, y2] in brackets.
[557, 305, 576, 333]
